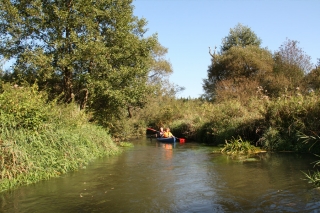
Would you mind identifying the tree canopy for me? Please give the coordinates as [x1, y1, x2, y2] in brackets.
[203, 45, 273, 101]
[203, 23, 315, 101]
[0, 0, 170, 126]
[203, 23, 270, 101]
[272, 38, 313, 92]
[220, 23, 262, 53]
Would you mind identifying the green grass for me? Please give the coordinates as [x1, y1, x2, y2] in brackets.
[302, 170, 320, 187]
[0, 84, 120, 192]
[220, 136, 256, 155]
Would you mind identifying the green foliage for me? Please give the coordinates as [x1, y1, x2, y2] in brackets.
[136, 95, 265, 145]
[220, 136, 256, 155]
[302, 155, 320, 187]
[0, 83, 52, 131]
[0, 0, 170, 133]
[221, 23, 262, 52]
[138, 88, 320, 154]
[197, 99, 265, 144]
[204, 26, 315, 103]
[303, 59, 320, 92]
[107, 116, 147, 141]
[272, 38, 313, 94]
[298, 131, 320, 152]
[148, 43, 173, 82]
[259, 92, 320, 152]
[204, 23, 264, 100]
[0, 84, 120, 192]
[257, 127, 284, 151]
[203, 45, 274, 101]
[302, 170, 320, 187]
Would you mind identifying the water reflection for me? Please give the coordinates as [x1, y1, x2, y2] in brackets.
[1, 139, 320, 213]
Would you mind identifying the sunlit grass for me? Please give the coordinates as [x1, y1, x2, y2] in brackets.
[220, 136, 256, 155]
[0, 84, 120, 192]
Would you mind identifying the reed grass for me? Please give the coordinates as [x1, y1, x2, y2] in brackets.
[220, 136, 256, 155]
[0, 84, 120, 192]
[302, 170, 320, 187]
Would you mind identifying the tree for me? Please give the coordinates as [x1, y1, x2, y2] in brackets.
[203, 45, 273, 101]
[148, 42, 173, 83]
[0, 0, 168, 125]
[304, 59, 320, 92]
[272, 38, 313, 93]
[203, 24, 267, 101]
[146, 42, 175, 98]
[220, 23, 262, 53]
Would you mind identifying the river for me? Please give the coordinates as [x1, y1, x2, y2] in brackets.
[1, 138, 320, 213]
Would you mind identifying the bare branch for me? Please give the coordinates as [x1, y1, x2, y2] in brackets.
[208, 46, 216, 58]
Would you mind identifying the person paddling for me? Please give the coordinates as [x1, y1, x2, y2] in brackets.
[157, 127, 164, 138]
[163, 128, 174, 138]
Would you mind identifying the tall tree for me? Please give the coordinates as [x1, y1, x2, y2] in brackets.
[203, 45, 273, 101]
[0, 0, 166, 123]
[273, 38, 313, 92]
[220, 23, 262, 53]
[203, 24, 266, 101]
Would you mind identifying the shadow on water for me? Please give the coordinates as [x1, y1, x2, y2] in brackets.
[1, 138, 320, 213]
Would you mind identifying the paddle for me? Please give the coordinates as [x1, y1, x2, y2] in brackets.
[146, 127, 158, 132]
[146, 127, 164, 139]
[175, 137, 186, 143]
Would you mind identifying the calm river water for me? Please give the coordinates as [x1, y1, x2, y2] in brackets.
[1, 138, 320, 213]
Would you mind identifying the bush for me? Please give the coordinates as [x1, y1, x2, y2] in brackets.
[0, 84, 52, 131]
[0, 84, 120, 192]
[263, 92, 320, 152]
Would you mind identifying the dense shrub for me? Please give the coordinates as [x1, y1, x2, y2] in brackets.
[0, 84, 120, 192]
[263, 92, 320, 152]
[0, 84, 52, 131]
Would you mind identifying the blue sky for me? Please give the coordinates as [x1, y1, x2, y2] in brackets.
[133, 0, 320, 98]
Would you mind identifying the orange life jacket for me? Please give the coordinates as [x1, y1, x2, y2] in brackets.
[163, 131, 173, 138]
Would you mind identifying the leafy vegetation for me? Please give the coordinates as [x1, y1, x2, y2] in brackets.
[299, 133, 320, 186]
[220, 136, 256, 155]
[0, 0, 171, 133]
[302, 170, 320, 187]
[0, 84, 120, 192]
[220, 23, 262, 53]
[0, 1, 320, 191]
[302, 153, 320, 187]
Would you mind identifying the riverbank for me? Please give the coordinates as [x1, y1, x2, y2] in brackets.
[0, 85, 121, 192]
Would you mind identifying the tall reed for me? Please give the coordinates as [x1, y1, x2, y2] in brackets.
[0, 84, 120, 192]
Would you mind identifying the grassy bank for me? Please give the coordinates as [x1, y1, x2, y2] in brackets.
[0, 84, 120, 192]
[136, 91, 320, 154]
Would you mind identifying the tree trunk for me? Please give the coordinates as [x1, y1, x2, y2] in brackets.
[80, 89, 88, 110]
[127, 106, 132, 118]
[63, 23, 73, 103]
[64, 67, 73, 103]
